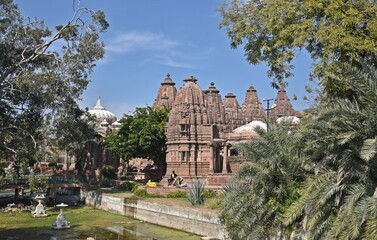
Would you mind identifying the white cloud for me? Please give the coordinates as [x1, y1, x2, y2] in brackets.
[152, 55, 195, 69]
[105, 31, 198, 69]
[106, 31, 181, 53]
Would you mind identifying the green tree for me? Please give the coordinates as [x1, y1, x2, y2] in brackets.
[103, 106, 169, 179]
[221, 125, 305, 239]
[219, 0, 377, 92]
[28, 174, 47, 194]
[0, 0, 108, 172]
[282, 63, 377, 239]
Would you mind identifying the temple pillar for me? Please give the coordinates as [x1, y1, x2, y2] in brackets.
[209, 144, 214, 173]
[222, 143, 229, 173]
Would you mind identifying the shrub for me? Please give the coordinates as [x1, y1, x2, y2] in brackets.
[203, 189, 217, 198]
[206, 197, 222, 210]
[166, 190, 188, 198]
[100, 165, 117, 180]
[48, 162, 57, 168]
[188, 180, 204, 205]
[118, 181, 137, 191]
[131, 184, 140, 193]
[133, 188, 149, 198]
[28, 174, 47, 193]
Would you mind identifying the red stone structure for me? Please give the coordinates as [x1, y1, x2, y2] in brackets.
[153, 73, 177, 110]
[270, 88, 296, 119]
[242, 85, 265, 122]
[153, 74, 299, 186]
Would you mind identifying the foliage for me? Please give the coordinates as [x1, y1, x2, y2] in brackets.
[131, 184, 141, 193]
[132, 187, 162, 198]
[0, 0, 108, 173]
[203, 189, 217, 198]
[0, 176, 4, 188]
[219, 0, 377, 93]
[220, 124, 305, 239]
[166, 190, 188, 198]
[117, 181, 137, 191]
[103, 106, 169, 178]
[205, 197, 223, 210]
[282, 63, 377, 239]
[100, 164, 117, 180]
[188, 180, 205, 206]
[132, 188, 149, 198]
[28, 174, 47, 193]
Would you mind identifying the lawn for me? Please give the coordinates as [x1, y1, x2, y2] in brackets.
[0, 205, 202, 240]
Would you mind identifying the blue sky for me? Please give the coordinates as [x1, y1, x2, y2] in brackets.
[15, 0, 314, 119]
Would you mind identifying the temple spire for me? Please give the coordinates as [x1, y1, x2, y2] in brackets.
[94, 96, 105, 110]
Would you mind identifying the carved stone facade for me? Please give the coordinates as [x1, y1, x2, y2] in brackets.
[153, 74, 298, 185]
[270, 88, 296, 119]
[152, 73, 177, 109]
[242, 85, 265, 122]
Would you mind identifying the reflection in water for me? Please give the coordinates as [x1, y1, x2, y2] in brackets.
[83, 223, 200, 240]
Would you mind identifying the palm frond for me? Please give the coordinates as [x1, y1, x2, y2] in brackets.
[361, 138, 377, 161]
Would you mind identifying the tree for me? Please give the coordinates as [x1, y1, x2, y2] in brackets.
[221, 125, 306, 239]
[282, 63, 377, 239]
[103, 106, 169, 179]
[219, 0, 377, 93]
[0, 0, 108, 172]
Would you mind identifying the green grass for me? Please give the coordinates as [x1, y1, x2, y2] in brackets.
[0, 205, 201, 240]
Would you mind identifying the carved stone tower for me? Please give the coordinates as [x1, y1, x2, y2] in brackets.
[270, 88, 296, 119]
[203, 82, 226, 126]
[153, 73, 177, 110]
[242, 85, 265, 122]
[223, 93, 245, 132]
[165, 76, 212, 177]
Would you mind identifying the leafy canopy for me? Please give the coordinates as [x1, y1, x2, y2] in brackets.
[0, 0, 108, 169]
[103, 107, 169, 173]
[219, 0, 377, 90]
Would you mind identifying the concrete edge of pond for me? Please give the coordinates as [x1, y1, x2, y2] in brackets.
[82, 191, 228, 240]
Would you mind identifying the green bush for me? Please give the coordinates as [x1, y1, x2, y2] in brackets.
[188, 180, 204, 205]
[206, 197, 223, 210]
[133, 188, 149, 198]
[100, 165, 117, 180]
[203, 189, 217, 198]
[48, 162, 57, 168]
[131, 184, 140, 193]
[118, 181, 137, 191]
[166, 190, 188, 198]
[28, 174, 47, 193]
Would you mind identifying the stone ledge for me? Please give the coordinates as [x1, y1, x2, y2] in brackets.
[84, 191, 228, 239]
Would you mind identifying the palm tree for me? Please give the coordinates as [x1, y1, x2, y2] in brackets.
[282, 63, 377, 239]
[221, 124, 305, 239]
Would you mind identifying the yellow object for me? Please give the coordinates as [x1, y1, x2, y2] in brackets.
[147, 180, 157, 188]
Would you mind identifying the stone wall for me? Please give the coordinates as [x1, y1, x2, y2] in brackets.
[83, 191, 227, 239]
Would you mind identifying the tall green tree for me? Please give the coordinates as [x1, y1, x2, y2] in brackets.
[221, 125, 306, 239]
[0, 0, 108, 172]
[103, 106, 169, 179]
[282, 63, 377, 239]
[219, 0, 377, 93]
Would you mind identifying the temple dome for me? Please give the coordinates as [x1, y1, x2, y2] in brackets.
[276, 116, 300, 125]
[168, 75, 209, 126]
[233, 120, 267, 133]
[174, 75, 206, 108]
[88, 97, 117, 125]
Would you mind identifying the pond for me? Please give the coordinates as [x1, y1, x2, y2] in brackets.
[0, 206, 202, 240]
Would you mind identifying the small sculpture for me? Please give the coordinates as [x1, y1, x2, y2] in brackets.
[52, 203, 70, 229]
[31, 194, 47, 217]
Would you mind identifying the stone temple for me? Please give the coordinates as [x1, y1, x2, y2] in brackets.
[153, 74, 298, 186]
